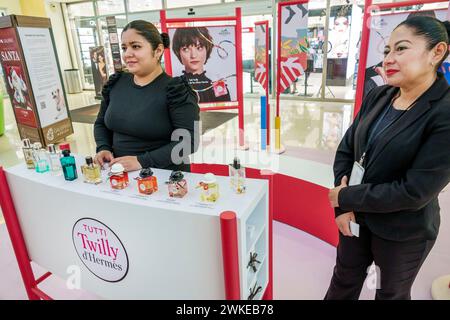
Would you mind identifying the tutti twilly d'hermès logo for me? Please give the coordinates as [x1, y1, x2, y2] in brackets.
[72, 218, 129, 282]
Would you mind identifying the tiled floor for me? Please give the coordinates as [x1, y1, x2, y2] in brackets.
[0, 91, 448, 300]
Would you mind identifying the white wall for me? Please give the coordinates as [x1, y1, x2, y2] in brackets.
[0, 0, 22, 15]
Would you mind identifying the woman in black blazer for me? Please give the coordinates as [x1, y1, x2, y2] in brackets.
[325, 16, 450, 300]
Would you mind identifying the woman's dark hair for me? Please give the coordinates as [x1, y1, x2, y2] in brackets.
[122, 20, 169, 61]
[172, 27, 214, 64]
[395, 16, 450, 69]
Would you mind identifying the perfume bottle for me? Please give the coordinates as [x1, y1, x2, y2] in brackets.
[166, 171, 188, 198]
[33, 142, 50, 173]
[60, 149, 78, 181]
[47, 144, 62, 175]
[229, 157, 246, 194]
[22, 138, 35, 169]
[197, 173, 220, 202]
[58, 143, 71, 156]
[109, 163, 129, 189]
[135, 168, 158, 195]
[81, 156, 102, 184]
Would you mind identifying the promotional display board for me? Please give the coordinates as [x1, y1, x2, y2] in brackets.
[0, 15, 73, 146]
[106, 16, 122, 74]
[354, 0, 449, 115]
[168, 26, 238, 104]
[255, 20, 270, 146]
[254, 21, 269, 91]
[161, 9, 246, 148]
[275, 0, 309, 151]
[277, 1, 309, 93]
[89, 46, 108, 97]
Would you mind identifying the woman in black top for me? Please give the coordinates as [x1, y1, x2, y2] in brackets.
[94, 20, 200, 172]
[326, 17, 450, 299]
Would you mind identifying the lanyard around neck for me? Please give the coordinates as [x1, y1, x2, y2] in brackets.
[359, 95, 418, 166]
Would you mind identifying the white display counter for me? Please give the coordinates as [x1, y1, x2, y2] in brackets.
[3, 157, 269, 299]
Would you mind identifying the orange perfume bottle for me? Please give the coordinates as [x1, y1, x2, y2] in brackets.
[167, 171, 188, 198]
[109, 163, 129, 190]
[135, 168, 158, 195]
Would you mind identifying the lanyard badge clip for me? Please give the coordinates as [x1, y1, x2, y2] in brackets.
[358, 152, 366, 166]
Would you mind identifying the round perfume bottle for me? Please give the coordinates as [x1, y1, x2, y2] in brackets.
[136, 168, 158, 195]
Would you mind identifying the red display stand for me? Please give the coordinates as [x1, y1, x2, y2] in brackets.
[160, 9, 246, 148]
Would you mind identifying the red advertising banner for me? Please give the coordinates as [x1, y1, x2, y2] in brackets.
[0, 27, 37, 128]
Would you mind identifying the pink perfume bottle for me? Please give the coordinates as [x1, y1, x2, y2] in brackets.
[167, 171, 188, 198]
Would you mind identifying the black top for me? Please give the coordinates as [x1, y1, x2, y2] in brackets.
[366, 103, 405, 149]
[183, 71, 231, 104]
[94, 72, 200, 171]
[333, 73, 450, 241]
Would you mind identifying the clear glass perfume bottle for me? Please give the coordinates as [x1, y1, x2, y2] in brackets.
[60, 149, 78, 181]
[47, 144, 62, 175]
[81, 156, 102, 184]
[33, 142, 49, 173]
[197, 173, 220, 202]
[167, 171, 188, 198]
[229, 157, 246, 194]
[22, 138, 35, 169]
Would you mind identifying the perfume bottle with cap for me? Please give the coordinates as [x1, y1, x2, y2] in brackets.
[81, 156, 102, 184]
[58, 143, 70, 156]
[229, 157, 246, 194]
[33, 142, 50, 173]
[135, 168, 158, 195]
[22, 138, 35, 169]
[109, 163, 129, 189]
[47, 144, 62, 175]
[60, 149, 77, 181]
[167, 171, 188, 198]
[197, 173, 220, 202]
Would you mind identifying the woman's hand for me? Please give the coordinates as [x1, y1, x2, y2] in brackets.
[328, 175, 348, 208]
[335, 211, 356, 237]
[94, 150, 114, 166]
[109, 156, 142, 172]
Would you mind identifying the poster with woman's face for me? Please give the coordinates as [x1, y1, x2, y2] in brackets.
[328, 15, 351, 59]
[168, 26, 237, 104]
[363, 9, 448, 99]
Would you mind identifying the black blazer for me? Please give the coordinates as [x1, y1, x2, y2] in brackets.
[334, 74, 450, 241]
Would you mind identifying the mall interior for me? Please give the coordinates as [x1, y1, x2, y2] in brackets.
[0, 0, 449, 300]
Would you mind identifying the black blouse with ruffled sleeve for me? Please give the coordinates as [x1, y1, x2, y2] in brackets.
[94, 72, 200, 171]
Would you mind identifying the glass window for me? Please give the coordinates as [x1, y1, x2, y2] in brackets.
[128, 0, 162, 12]
[166, 0, 221, 9]
[97, 0, 125, 15]
[67, 2, 95, 18]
